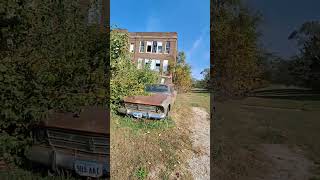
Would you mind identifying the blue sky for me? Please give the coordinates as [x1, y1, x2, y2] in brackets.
[245, 0, 320, 58]
[111, 0, 210, 80]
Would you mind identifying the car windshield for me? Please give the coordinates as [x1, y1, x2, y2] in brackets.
[145, 84, 169, 93]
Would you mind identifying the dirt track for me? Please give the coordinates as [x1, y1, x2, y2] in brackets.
[254, 144, 314, 180]
[187, 107, 210, 180]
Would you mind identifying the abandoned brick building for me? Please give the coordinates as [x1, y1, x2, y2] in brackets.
[127, 31, 178, 83]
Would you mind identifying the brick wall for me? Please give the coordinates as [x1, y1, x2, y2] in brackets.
[128, 32, 178, 78]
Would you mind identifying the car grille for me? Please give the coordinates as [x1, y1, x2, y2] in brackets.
[125, 103, 156, 112]
[47, 129, 109, 155]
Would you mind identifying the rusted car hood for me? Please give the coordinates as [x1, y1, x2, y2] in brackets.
[42, 106, 109, 135]
[123, 93, 168, 106]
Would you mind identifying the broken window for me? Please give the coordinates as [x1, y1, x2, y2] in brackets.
[165, 41, 170, 54]
[144, 59, 151, 68]
[155, 60, 161, 71]
[150, 60, 156, 70]
[129, 43, 134, 53]
[152, 41, 157, 53]
[157, 42, 163, 53]
[163, 60, 168, 72]
[137, 58, 143, 69]
[146, 41, 152, 53]
[139, 41, 145, 53]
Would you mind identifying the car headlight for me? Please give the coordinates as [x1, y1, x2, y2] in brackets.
[33, 129, 48, 144]
[156, 106, 164, 113]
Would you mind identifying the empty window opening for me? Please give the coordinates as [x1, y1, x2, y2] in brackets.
[146, 41, 152, 53]
[163, 60, 168, 72]
[155, 60, 161, 71]
[144, 59, 151, 68]
[139, 41, 145, 53]
[165, 41, 170, 54]
[157, 42, 163, 53]
[152, 41, 157, 53]
[129, 43, 134, 53]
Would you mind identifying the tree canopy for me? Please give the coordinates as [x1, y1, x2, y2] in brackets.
[212, 0, 265, 96]
[0, 0, 108, 165]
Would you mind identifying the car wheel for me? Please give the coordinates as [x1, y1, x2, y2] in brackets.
[47, 169, 55, 177]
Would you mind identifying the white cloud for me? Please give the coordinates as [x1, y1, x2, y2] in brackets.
[187, 36, 203, 58]
[186, 27, 209, 59]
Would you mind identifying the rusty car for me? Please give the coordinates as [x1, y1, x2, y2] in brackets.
[118, 83, 177, 119]
[26, 106, 109, 178]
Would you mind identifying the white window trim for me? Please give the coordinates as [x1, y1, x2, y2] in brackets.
[157, 42, 163, 54]
[144, 59, 151, 67]
[152, 41, 158, 53]
[139, 41, 145, 53]
[164, 41, 170, 54]
[150, 59, 156, 70]
[163, 60, 169, 72]
[146, 41, 152, 53]
[130, 43, 134, 53]
[155, 60, 161, 72]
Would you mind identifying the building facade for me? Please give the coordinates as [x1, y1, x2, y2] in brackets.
[128, 32, 178, 83]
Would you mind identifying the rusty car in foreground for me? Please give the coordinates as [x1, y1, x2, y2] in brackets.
[118, 84, 177, 119]
[26, 106, 109, 178]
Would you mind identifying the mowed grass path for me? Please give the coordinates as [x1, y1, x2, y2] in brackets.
[110, 92, 209, 179]
[214, 95, 320, 179]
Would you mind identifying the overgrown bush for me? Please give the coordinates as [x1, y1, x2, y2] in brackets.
[110, 30, 158, 108]
[0, 0, 108, 166]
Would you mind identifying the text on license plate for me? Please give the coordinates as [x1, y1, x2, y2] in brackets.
[74, 160, 103, 177]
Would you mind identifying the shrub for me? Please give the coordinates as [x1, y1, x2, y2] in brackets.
[110, 30, 158, 108]
[0, 0, 108, 166]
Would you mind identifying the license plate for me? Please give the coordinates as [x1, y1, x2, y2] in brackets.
[74, 160, 103, 177]
[132, 112, 143, 118]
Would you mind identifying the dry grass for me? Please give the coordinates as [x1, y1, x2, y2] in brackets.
[213, 96, 320, 179]
[110, 92, 209, 179]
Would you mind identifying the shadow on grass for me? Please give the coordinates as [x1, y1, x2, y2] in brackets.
[251, 95, 320, 101]
[191, 88, 209, 93]
[249, 88, 320, 101]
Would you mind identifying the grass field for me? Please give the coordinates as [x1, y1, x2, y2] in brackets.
[213, 95, 320, 179]
[110, 91, 209, 179]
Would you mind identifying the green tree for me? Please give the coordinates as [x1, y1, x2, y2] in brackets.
[212, 0, 264, 97]
[177, 52, 186, 64]
[173, 51, 192, 92]
[288, 21, 320, 89]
